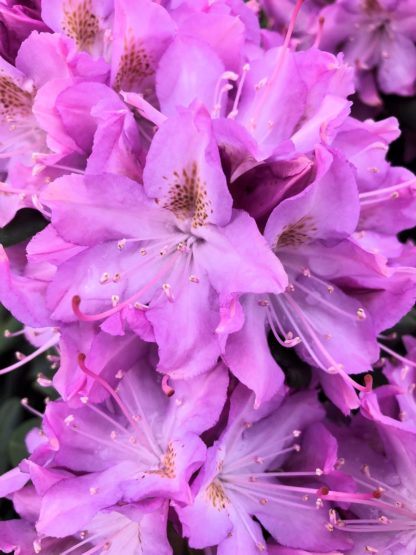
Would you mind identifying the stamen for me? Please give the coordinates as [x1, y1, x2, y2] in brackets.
[228, 63, 250, 119]
[21, 398, 43, 418]
[282, 0, 305, 50]
[378, 342, 416, 370]
[313, 16, 325, 49]
[72, 248, 180, 321]
[0, 334, 59, 376]
[78, 354, 142, 434]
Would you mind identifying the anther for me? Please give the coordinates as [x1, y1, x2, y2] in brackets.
[115, 370, 124, 379]
[162, 375, 175, 397]
[49, 437, 59, 450]
[37, 373, 52, 387]
[111, 295, 120, 307]
[189, 274, 199, 283]
[162, 283, 174, 302]
[361, 464, 371, 477]
[356, 307, 366, 320]
[112, 273, 121, 282]
[64, 415, 75, 425]
[139, 248, 147, 256]
[89, 487, 97, 495]
[259, 498, 268, 505]
[335, 457, 345, 469]
[292, 429, 302, 438]
[117, 239, 126, 250]
[133, 301, 148, 310]
[255, 77, 268, 90]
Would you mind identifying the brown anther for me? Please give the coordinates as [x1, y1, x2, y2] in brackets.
[162, 374, 175, 397]
[356, 307, 366, 320]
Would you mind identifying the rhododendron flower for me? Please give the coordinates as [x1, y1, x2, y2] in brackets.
[40, 105, 286, 381]
[177, 387, 351, 553]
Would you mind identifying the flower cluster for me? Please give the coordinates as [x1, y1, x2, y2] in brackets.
[0, 0, 415, 554]
[261, 0, 416, 105]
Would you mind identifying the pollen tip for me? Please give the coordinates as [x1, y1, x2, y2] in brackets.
[318, 486, 330, 496]
[364, 373, 373, 392]
[72, 295, 82, 315]
[372, 488, 382, 499]
[77, 352, 87, 366]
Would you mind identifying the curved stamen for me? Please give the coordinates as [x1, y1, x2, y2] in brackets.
[78, 354, 142, 434]
[72, 250, 181, 322]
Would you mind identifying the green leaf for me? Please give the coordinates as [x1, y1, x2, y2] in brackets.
[0, 398, 22, 473]
[8, 418, 40, 467]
